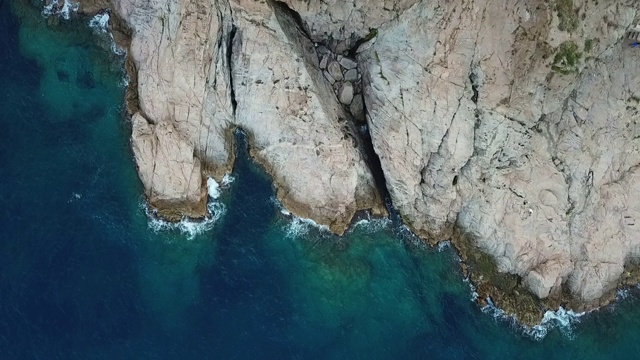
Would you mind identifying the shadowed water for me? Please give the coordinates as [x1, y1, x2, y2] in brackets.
[2, 1, 640, 359]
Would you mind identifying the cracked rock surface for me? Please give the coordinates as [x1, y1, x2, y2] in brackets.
[111, 0, 235, 220]
[89, 0, 385, 232]
[229, 0, 384, 233]
[350, 0, 640, 308]
[79, 0, 640, 318]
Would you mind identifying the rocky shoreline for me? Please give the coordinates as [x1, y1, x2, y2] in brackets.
[51, 0, 640, 325]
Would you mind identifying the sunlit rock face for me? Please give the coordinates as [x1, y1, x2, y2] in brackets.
[82, 0, 640, 310]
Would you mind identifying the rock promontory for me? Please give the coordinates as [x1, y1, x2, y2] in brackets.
[73, 0, 640, 324]
[83, 0, 385, 232]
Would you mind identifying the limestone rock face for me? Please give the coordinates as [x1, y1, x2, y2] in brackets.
[131, 113, 206, 220]
[230, 0, 383, 233]
[84, 0, 384, 230]
[113, 0, 236, 176]
[351, 0, 640, 305]
[85, 0, 640, 314]
[279, 0, 419, 41]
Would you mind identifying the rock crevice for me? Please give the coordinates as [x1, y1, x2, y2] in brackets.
[74, 0, 640, 324]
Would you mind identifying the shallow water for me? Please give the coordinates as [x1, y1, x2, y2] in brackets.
[2, 2, 640, 359]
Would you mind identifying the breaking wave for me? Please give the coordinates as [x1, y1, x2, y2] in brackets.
[143, 175, 234, 239]
[269, 196, 330, 238]
[464, 277, 479, 301]
[207, 173, 235, 200]
[350, 216, 392, 233]
[437, 240, 452, 252]
[481, 298, 585, 340]
[145, 201, 226, 240]
[42, 0, 78, 19]
[88, 12, 109, 31]
[88, 12, 126, 56]
[283, 216, 329, 238]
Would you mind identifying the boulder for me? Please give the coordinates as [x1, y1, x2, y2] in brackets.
[339, 82, 354, 105]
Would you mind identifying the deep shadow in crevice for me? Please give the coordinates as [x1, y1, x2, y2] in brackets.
[227, 24, 238, 113]
[269, 0, 312, 40]
[267, 0, 392, 217]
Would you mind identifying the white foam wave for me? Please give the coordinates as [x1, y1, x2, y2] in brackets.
[221, 173, 235, 186]
[144, 201, 226, 240]
[617, 288, 631, 300]
[437, 240, 451, 252]
[284, 216, 330, 238]
[269, 196, 330, 238]
[88, 13, 110, 32]
[87, 12, 127, 56]
[463, 277, 479, 301]
[42, 0, 78, 20]
[119, 74, 130, 88]
[481, 299, 585, 340]
[207, 177, 221, 199]
[528, 307, 585, 339]
[351, 216, 391, 233]
[143, 174, 233, 239]
[207, 174, 234, 199]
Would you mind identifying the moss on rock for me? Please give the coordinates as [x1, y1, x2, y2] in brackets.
[556, 0, 579, 32]
[552, 41, 581, 75]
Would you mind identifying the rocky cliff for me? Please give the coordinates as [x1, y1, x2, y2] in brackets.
[93, 0, 385, 231]
[74, 0, 640, 324]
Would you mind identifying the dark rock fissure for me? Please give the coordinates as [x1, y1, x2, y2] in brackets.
[348, 28, 377, 58]
[270, 0, 312, 41]
[469, 71, 479, 104]
[358, 121, 391, 207]
[227, 24, 238, 114]
[267, 0, 391, 213]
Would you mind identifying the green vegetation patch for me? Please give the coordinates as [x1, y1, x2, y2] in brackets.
[363, 27, 378, 42]
[556, 0, 579, 32]
[584, 38, 594, 53]
[552, 41, 581, 75]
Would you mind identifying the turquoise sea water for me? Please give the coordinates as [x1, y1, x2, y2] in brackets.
[3, 2, 640, 358]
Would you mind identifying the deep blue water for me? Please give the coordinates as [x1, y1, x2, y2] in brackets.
[3, 1, 640, 359]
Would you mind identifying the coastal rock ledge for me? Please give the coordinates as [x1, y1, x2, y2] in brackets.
[75, 0, 640, 324]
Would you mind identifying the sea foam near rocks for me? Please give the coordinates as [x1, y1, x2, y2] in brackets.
[144, 175, 234, 239]
[284, 217, 328, 238]
[528, 308, 586, 340]
[146, 201, 226, 240]
[481, 299, 585, 340]
[270, 196, 330, 238]
[437, 240, 452, 252]
[207, 177, 221, 199]
[88, 13, 109, 32]
[42, 0, 78, 19]
[350, 216, 391, 234]
[88, 12, 126, 56]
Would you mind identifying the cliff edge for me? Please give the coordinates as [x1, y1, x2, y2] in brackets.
[73, 0, 640, 324]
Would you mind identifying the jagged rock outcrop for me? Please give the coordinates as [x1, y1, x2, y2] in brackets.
[76, 0, 640, 322]
[131, 113, 206, 219]
[279, 0, 418, 42]
[229, 0, 384, 232]
[349, 0, 640, 314]
[79, 0, 384, 231]
[105, 0, 235, 219]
